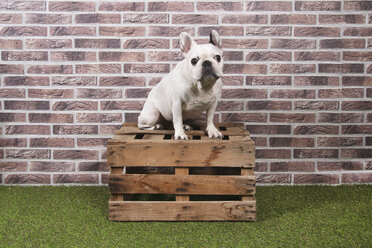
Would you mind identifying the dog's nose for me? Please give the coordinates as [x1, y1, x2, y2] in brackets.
[202, 60, 212, 68]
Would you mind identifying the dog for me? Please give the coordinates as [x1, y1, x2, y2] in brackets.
[138, 30, 224, 140]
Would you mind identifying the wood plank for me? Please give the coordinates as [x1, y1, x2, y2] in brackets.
[109, 174, 255, 195]
[110, 167, 124, 201]
[109, 201, 256, 221]
[107, 142, 255, 168]
[175, 168, 189, 201]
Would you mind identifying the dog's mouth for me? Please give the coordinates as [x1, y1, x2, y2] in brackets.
[200, 69, 220, 80]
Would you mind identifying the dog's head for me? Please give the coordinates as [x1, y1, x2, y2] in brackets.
[180, 30, 223, 89]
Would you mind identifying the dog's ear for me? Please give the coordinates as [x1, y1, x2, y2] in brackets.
[209, 30, 222, 50]
[180, 32, 196, 55]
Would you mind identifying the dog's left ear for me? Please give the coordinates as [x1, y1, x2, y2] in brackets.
[209, 30, 222, 50]
[180, 32, 196, 55]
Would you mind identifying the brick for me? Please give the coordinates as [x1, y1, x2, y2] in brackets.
[342, 125, 372, 134]
[318, 162, 363, 171]
[270, 89, 315, 99]
[222, 76, 244, 86]
[342, 173, 372, 184]
[100, 101, 143, 111]
[0, 39, 22, 49]
[197, 2, 243, 11]
[247, 101, 291, 110]
[367, 137, 372, 146]
[342, 101, 372, 111]
[25, 14, 72, 24]
[29, 113, 73, 123]
[221, 113, 267, 122]
[125, 88, 151, 99]
[246, 125, 291, 135]
[270, 64, 315, 74]
[294, 125, 339, 135]
[295, 52, 340, 61]
[271, 39, 316, 49]
[173, 14, 218, 24]
[294, 174, 339, 184]
[0, 1, 45, 11]
[30, 161, 75, 172]
[49, 1, 95, 11]
[76, 89, 122, 99]
[0, 14, 22, 24]
[343, 52, 372, 61]
[319, 64, 364, 73]
[78, 162, 109, 172]
[223, 39, 267, 49]
[344, 1, 372, 10]
[75, 64, 121, 74]
[222, 89, 267, 99]
[27, 65, 72, 74]
[100, 124, 122, 135]
[52, 76, 97, 86]
[76, 14, 120, 24]
[123, 39, 169, 49]
[28, 89, 74, 99]
[319, 14, 365, 24]
[319, 39, 365, 49]
[148, 51, 186, 62]
[0, 162, 27, 172]
[224, 64, 267, 74]
[26, 39, 72, 49]
[50, 26, 96, 36]
[99, 52, 145, 62]
[295, 101, 339, 111]
[0, 64, 23, 74]
[4, 76, 49, 86]
[99, 2, 144, 11]
[256, 174, 291, 184]
[148, 2, 194, 12]
[270, 113, 315, 123]
[0, 113, 26, 122]
[99, 77, 145, 87]
[75, 39, 120, 49]
[318, 88, 363, 98]
[0, 26, 47, 36]
[77, 138, 109, 147]
[271, 162, 315, 172]
[222, 15, 267, 24]
[295, 1, 341, 11]
[256, 149, 291, 159]
[270, 137, 314, 147]
[271, 14, 316, 25]
[317, 137, 363, 147]
[5, 125, 50, 135]
[216, 101, 244, 111]
[0, 89, 25, 98]
[148, 26, 194, 37]
[368, 89, 372, 98]
[99, 26, 145, 37]
[53, 150, 98, 160]
[2, 51, 48, 61]
[294, 27, 340, 37]
[6, 149, 50, 159]
[318, 113, 364, 123]
[124, 64, 169, 74]
[30, 138, 74, 148]
[246, 51, 291, 61]
[52, 101, 98, 111]
[344, 27, 372, 37]
[0, 138, 26, 147]
[246, 26, 291, 36]
[4, 174, 50, 184]
[4, 100, 49, 110]
[246, 76, 291, 86]
[246, 1, 292, 11]
[51, 52, 96, 61]
[76, 113, 122, 123]
[123, 14, 169, 24]
[294, 149, 338, 159]
[53, 125, 98, 135]
[199, 26, 245, 37]
[53, 174, 98, 184]
[341, 149, 372, 159]
[368, 65, 372, 74]
[295, 76, 339, 86]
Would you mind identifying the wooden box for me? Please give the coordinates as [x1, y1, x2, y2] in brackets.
[107, 123, 256, 221]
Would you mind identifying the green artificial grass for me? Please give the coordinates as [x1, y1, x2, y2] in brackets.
[0, 185, 371, 248]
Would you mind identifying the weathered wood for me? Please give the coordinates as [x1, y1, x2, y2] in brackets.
[109, 174, 255, 195]
[109, 201, 256, 221]
[175, 168, 189, 201]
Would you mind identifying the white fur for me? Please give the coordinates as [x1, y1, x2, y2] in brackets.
[138, 31, 223, 140]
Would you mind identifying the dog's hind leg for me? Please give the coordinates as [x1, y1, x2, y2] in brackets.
[137, 100, 163, 130]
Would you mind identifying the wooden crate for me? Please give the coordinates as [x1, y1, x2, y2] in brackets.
[107, 123, 256, 221]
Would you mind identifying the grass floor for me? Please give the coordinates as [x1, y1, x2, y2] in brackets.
[0, 185, 371, 248]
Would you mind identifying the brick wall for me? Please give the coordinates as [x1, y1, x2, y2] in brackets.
[1, 0, 371, 185]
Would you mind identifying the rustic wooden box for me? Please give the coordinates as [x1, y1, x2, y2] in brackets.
[107, 123, 256, 221]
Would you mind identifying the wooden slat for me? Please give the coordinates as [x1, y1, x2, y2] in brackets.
[109, 174, 255, 195]
[110, 167, 124, 201]
[175, 168, 189, 201]
[108, 143, 255, 168]
[109, 201, 256, 221]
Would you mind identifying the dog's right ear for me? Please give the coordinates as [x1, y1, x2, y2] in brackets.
[180, 32, 196, 55]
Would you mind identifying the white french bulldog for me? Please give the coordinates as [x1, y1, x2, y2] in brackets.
[138, 30, 223, 140]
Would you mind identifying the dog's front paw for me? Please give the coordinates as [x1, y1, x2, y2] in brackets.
[175, 132, 189, 140]
[207, 126, 223, 139]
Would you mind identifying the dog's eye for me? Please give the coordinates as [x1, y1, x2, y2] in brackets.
[191, 58, 198, 65]
[215, 55, 221, 62]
